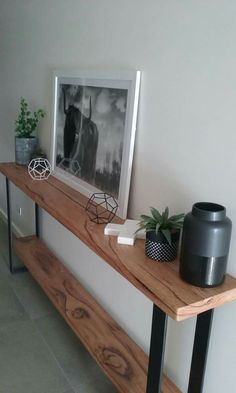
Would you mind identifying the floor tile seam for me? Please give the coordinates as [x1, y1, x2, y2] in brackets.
[0, 253, 12, 279]
[0, 316, 31, 329]
[8, 272, 35, 321]
[0, 261, 31, 326]
[63, 389, 76, 393]
[0, 250, 77, 391]
[32, 318, 92, 393]
[0, 316, 39, 331]
[30, 310, 54, 321]
[32, 318, 76, 392]
[9, 281, 52, 318]
[0, 219, 25, 273]
[6, 270, 54, 321]
[0, 253, 9, 267]
[0, 255, 52, 328]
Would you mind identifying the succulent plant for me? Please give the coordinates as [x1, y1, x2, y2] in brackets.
[137, 207, 185, 245]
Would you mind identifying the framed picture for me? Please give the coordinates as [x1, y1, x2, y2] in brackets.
[51, 70, 141, 219]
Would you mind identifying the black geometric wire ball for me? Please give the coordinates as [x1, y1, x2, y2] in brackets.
[85, 193, 118, 224]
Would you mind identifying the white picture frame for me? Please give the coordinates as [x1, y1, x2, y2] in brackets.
[51, 69, 141, 219]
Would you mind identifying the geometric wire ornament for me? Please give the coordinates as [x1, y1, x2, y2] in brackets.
[28, 158, 52, 181]
[86, 193, 118, 224]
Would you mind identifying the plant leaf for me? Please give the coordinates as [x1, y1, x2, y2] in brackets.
[162, 207, 169, 224]
[150, 207, 162, 222]
[170, 222, 183, 229]
[140, 214, 152, 221]
[161, 228, 172, 245]
[169, 213, 185, 222]
[165, 206, 169, 218]
[155, 223, 161, 235]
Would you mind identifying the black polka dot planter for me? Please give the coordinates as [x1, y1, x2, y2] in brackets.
[145, 231, 180, 262]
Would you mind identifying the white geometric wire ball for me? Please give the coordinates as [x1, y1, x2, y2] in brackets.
[28, 158, 52, 181]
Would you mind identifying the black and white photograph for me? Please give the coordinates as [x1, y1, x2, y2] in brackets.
[56, 83, 127, 197]
[51, 71, 141, 218]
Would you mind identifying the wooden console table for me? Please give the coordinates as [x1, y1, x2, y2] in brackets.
[1, 162, 236, 393]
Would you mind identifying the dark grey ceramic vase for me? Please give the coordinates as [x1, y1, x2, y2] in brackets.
[180, 202, 232, 287]
[15, 136, 37, 165]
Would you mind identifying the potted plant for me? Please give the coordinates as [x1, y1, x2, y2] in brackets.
[15, 98, 46, 165]
[137, 207, 185, 262]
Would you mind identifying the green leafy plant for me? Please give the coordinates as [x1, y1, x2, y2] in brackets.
[137, 207, 185, 245]
[15, 98, 46, 138]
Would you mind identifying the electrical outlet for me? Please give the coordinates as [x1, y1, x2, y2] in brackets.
[16, 205, 22, 216]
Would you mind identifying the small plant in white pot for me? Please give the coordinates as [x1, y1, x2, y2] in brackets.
[15, 98, 46, 165]
[137, 207, 185, 262]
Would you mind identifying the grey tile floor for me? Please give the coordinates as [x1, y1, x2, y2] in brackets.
[0, 218, 117, 393]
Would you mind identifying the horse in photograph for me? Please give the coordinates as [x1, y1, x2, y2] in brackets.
[63, 88, 98, 182]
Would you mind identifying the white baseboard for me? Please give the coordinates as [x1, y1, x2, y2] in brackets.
[0, 208, 24, 237]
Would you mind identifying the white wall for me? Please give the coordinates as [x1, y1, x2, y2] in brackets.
[1, 1, 236, 391]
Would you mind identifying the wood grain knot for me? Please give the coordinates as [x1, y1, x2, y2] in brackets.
[206, 297, 213, 305]
[71, 307, 89, 320]
[51, 287, 67, 311]
[101, 347, 132, 379]
[64, 279, 80, 300]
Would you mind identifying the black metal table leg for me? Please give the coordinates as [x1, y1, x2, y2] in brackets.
[188, 309, 214, 393]
[6, 177, 13, 273]
[146, 304, 168, 393]
[35, 203, 39, 237]
[5, 177, 27, 274]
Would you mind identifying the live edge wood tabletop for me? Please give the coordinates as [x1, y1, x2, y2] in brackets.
[1, 162, 236, 321]
[1, 162, 236, 393]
